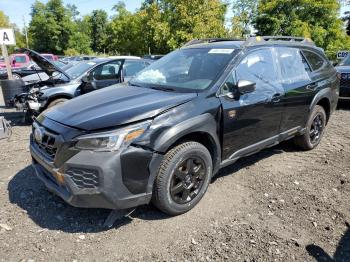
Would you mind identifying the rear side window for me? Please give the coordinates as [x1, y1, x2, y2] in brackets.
[276, 47, 311, 85]
[302, 50, 326, 71]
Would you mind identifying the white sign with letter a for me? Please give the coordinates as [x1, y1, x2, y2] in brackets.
[0, 28, 16, 45]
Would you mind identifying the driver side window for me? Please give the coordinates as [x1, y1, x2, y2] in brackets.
[89, 61, 121, 81]
[235, 48, 279, 96]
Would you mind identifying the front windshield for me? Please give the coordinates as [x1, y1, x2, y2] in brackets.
[65, 61, 97, 79]
[339, 56, 350, 66]
[131, 48, 236, 91]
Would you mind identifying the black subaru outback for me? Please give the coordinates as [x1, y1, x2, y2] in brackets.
[30, 36, 339, 216]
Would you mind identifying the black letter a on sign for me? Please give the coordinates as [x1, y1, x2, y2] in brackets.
[3, 32, 9, 42]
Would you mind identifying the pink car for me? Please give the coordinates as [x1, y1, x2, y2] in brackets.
[0, 54, 30, 68]
[40, 53, 58, 61]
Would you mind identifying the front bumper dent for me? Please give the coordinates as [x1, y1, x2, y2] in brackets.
[30, 138, 162, 210]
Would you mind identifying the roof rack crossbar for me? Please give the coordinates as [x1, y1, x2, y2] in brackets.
[183, 38, 243, 47]
[243, 36, 315, 47]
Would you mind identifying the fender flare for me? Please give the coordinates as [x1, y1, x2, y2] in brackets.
[146, 113, 222, 194]
[42, 92, 74, 109]
[153, 113, 220, 156]
[309, 88, 331, 112]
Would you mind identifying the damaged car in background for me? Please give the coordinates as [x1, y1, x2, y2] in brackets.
[13, 49, 150, 120]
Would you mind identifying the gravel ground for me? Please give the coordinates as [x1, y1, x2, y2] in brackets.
[0, 101, 350, 261]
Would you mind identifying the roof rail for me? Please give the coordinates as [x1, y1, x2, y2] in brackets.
[243, 36, 315, 47]
[183, 38, 243, 47]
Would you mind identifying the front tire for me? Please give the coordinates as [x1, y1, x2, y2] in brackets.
[294, 105, 326, 150]
[152, 142, 212, 216]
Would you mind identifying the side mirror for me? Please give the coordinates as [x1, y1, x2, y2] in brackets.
[237, 79, 256, 95]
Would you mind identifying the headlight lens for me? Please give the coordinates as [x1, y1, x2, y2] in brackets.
[75, 121, 151, 152]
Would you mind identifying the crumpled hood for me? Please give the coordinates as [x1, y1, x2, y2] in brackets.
[44, 84, 197, 130]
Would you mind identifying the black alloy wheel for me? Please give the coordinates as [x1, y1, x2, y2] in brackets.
[170, 157, 206, 204]
[310, 113, 324, 145]
[152, 141, 212, 216]
[294, 105, 326, 150]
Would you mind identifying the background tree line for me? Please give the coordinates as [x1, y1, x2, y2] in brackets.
[1, 0, 350, 59]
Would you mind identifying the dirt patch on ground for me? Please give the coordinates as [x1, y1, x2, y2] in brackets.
[0, 102, 350, 261]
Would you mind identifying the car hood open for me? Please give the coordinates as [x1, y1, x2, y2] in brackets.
[19, 48, 70, 79]
[43, 84, 197, 130]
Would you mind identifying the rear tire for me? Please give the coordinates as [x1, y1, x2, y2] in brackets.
[152, 142, 212, 216]
[294, 105, 326, 150]
[47, 98, 68, 109]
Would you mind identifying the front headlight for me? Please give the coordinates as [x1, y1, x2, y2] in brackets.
[75, 121, 151, 152]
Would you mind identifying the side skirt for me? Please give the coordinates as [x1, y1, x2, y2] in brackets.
[220, 126, 305, 169]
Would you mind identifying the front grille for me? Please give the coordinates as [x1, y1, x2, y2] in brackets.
[66, 168, 99, 189]
[340, 73, 350, 88]
[33, 123, 58, 160]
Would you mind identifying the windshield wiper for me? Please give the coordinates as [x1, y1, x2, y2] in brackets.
[128, 81, 142, 87]
[150, 86, 175, 92]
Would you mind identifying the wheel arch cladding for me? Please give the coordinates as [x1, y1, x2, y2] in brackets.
[310, 88, 332, 123]
[316, 98, 331, 123]
[153, 113, 221, 174]
[46, 94, 72, 106]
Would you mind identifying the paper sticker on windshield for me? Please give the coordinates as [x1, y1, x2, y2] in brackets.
[208, 49, 234, 54]
[87, 62, 96, 65]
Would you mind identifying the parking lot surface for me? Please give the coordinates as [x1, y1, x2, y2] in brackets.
[0, 102, 350, 261]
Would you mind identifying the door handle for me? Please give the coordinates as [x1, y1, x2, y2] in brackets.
[306, 83, 318, 91]
[271, 93, 282, 103]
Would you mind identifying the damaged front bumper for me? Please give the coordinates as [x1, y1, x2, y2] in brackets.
[29, 120, 163, 210]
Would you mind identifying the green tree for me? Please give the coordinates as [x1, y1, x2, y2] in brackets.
[67, 32, 92, 54]
[254, 0, 350, 59]
[90, 10, 108, 53]
[160, 0, 228, 49]
[230, 0, 258, 38]
[107, 2, 145, 55]
[66, 4, 79, 21]
[29, 0, 75, 54]
[139, 0, 228, 53]
[139, 2, 171, 54]
[0, 10, 10, 27]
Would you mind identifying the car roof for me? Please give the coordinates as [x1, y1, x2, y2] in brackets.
[181, 37, 320, 52]
[182, 41, 244, 50]
[108, 56, 141, 60]
[89, 57, 149, 64]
